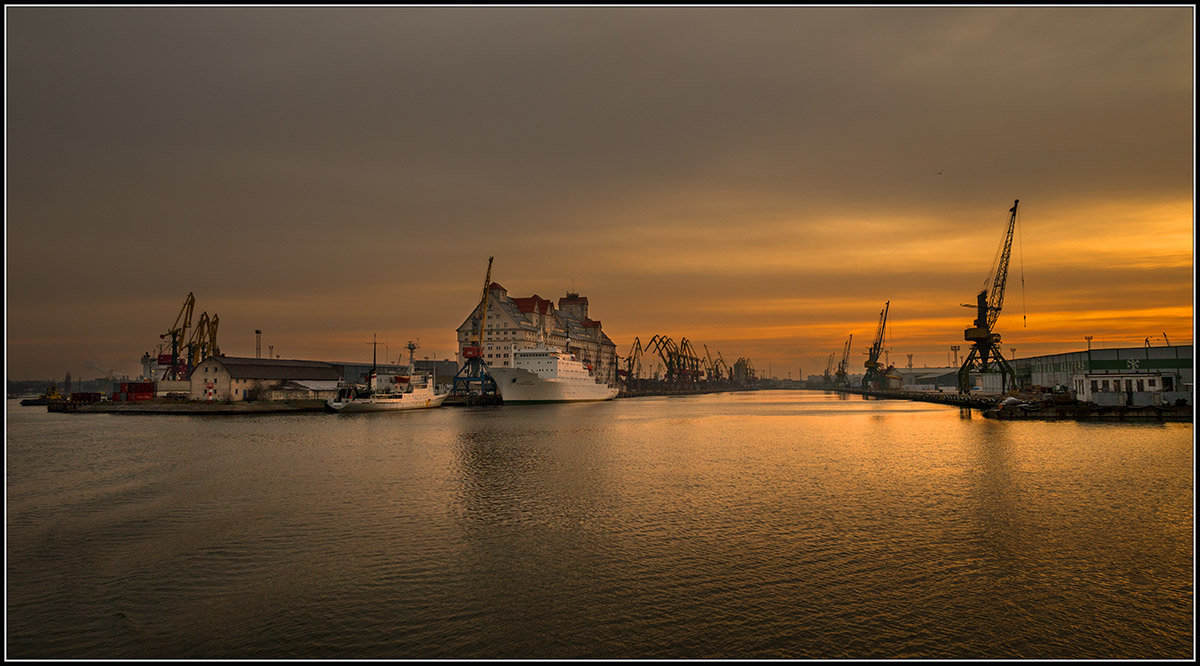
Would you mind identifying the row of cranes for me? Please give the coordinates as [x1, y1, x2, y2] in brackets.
[822, 302, 899, 391]
[148, 291, 221, 381]
[618, 335, 756, 391]
[819, 199, 1024, 395]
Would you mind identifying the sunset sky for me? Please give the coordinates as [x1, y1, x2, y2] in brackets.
[6, 6, 1194, 381]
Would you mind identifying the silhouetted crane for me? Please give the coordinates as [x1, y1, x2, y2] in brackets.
[834, 334, 853, 388]
[863, 302, 890, 390]
[958, 200, 1019, 393]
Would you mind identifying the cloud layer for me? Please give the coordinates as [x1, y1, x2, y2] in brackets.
[6, 7, 1193, 378]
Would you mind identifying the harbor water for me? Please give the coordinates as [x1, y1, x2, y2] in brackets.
[5, 391, 1193, 658]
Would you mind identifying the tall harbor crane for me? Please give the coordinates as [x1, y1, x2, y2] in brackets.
[834, 333, 853, 388]
[158, 292, 195, 380]
[823, 353, 836, 387]
[862, 301, 890, 390]
[647, 335, 684, 387]
[185, 311, 211, 372]
[958, 199, 1019, 393]
[619, 337, 646, 391]
[451, 257, 499, 400]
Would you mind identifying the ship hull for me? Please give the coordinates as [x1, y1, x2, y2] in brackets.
[326, 391, 447, 413]
[490, 368, 618, 403]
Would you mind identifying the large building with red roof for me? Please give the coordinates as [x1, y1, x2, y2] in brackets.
[455, 283, 618, 385]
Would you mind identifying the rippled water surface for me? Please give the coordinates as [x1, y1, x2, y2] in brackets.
[6, 392, 1194, 658]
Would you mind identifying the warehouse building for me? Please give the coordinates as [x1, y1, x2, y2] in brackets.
[456, 285, 618, 384]
[189, 356, 341, 402]
[1008, 344, 1192, 406]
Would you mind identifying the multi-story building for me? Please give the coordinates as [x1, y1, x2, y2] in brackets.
[456, 284, 618, 385]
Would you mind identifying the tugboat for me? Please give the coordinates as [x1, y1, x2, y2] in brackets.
[20, 382, 64, 406]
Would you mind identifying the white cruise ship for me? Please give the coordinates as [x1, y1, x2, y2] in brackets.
[489, 344, 619, 403]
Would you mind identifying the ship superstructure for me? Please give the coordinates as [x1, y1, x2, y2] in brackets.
[489, 343, 619, 403]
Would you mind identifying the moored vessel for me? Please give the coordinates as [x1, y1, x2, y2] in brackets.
[327, 340, 447, 413]
[326, 371, 446, 412]
[489, 344, 618, 403]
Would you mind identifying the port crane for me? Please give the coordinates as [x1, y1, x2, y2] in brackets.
[862, 301, 891, 390]
[714, 351, 731, 384]
[734, 357, 757, 385]
[185, 311, 211, 371]
[618, 337, 646, 391]
[646, 335, 684, 387]
[158, 292, 195, 380]
[678, 338, 703, 384]
[823, 353, 836, 387]
[451, 257, 500, 400]
[958, 200, 1019, 393]
[834, 333, 853, 388]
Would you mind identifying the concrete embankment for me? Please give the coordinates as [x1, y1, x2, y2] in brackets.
[828, 387, 1192, 422]
[829, 387, 998, 409]
[618, 386, 759, 399]
[60, 400, 328, 415]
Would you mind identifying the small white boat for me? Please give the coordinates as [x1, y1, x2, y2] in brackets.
[327, 340, 446, 412]
[326, 372, 447, 413]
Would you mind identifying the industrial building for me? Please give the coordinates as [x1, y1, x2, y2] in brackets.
[332, 360, 459, 391]
[1008, 344, 1192, 406]
[455, 285, 618, 384]
[898, 367, 961, 392]
[189, 356, 341, 402]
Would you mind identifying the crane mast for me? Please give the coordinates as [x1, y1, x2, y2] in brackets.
[862, 301, 890, 390]
[451, 257, 500, 401]
[958, 200, 1019, 393]
[159, 292, 195, 380]
[835, 333, 853, 388]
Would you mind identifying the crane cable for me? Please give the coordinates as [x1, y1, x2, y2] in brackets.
[1018, 205, 1027, 328]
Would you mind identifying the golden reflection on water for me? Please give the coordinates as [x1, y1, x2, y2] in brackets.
[4, 393, 1193, 659]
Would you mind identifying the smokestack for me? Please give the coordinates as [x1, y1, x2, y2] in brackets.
[256, 330, 262, 359]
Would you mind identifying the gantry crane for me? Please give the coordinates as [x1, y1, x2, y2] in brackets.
[862, 301, 890, 390]
[958, 200, 1019, 393]
[451, 257, 500, 400]
[834, 333, 853, 388]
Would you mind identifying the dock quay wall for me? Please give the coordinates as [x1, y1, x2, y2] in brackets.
[618, 386, 757, 399]
[55, 399, 328, 415]
[829, 387, 998, 410]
